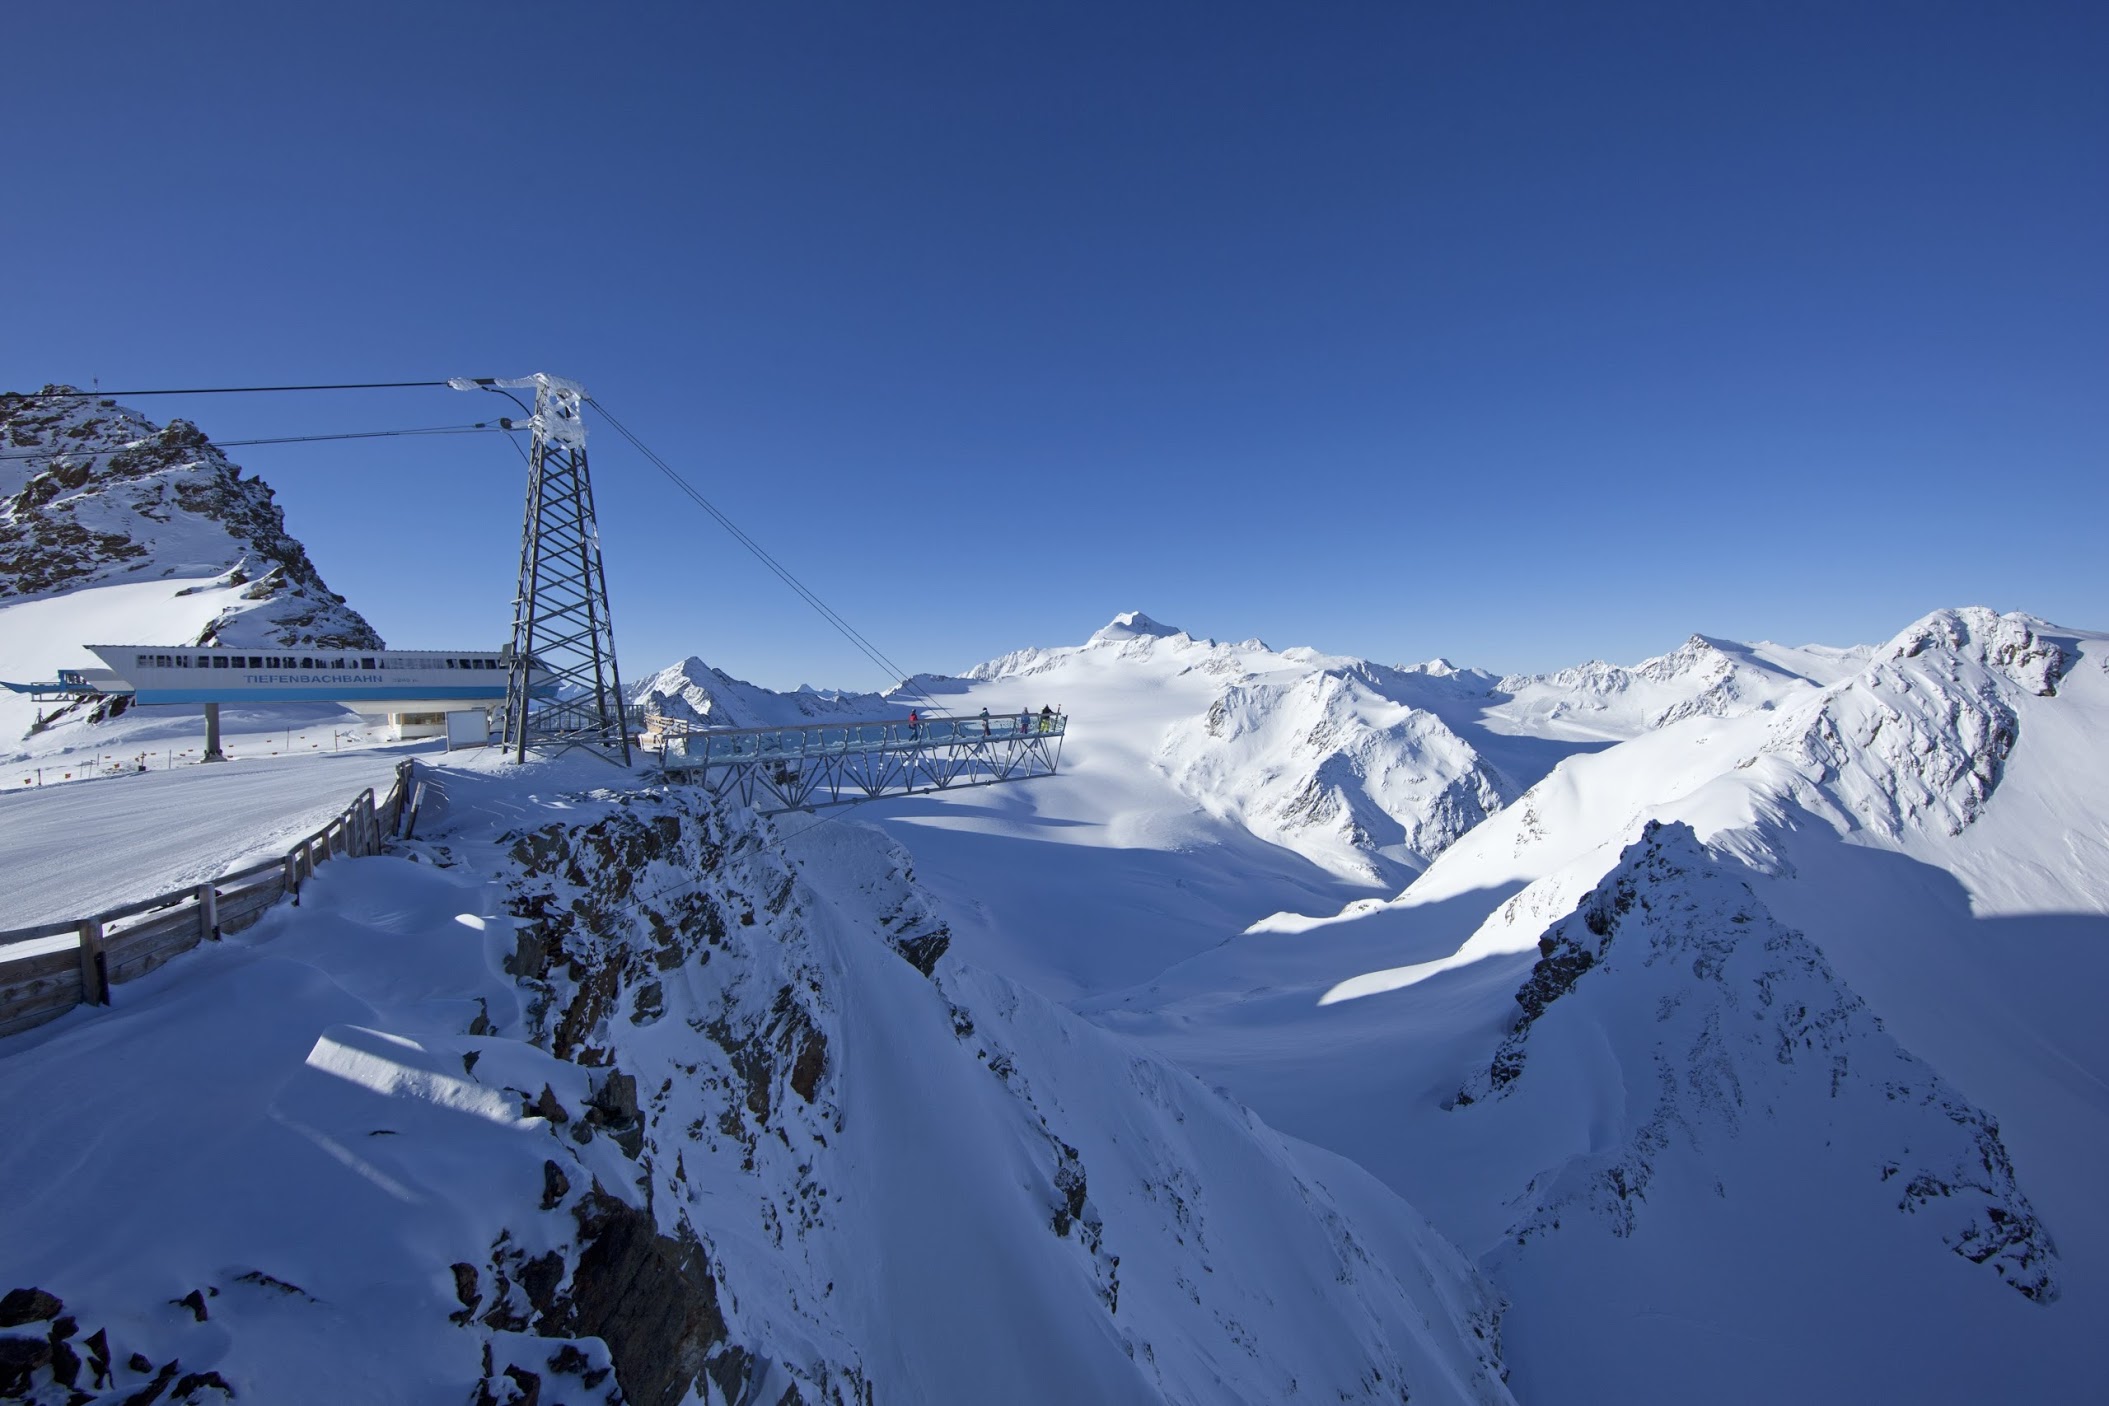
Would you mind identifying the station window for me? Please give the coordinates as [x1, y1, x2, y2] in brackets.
[445, 659, 457, 669]
[360, 657, 376, 670]
[135, 654, 150, 669]
[155, 655, 172, 668]
[249, 656, 263, 668]
[211, 656, 229, 669]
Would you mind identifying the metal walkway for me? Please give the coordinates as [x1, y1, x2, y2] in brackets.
[647, 711, 1067, 814]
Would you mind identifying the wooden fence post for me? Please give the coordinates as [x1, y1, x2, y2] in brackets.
[199, 883, 220, 941]
[77, 918, 108, 1005]
[285, 852, 301, 906]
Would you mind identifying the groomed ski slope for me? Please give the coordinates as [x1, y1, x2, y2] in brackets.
[0, 747, 416, 931]
[0, 571, 431, 933]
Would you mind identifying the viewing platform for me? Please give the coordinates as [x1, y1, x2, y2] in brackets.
[645, 709, 1068, 814]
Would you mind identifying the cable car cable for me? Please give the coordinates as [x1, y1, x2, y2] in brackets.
[583, 396, 947, 714]
[18, 380, 474, 399]
[0, 422, 517, 463]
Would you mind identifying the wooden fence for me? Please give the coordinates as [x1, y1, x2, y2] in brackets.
[0, 759, 418, 1040]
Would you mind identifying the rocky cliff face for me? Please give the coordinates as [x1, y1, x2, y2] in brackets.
[481, 786, 1518, 1404]
[0, 387, 380, 648]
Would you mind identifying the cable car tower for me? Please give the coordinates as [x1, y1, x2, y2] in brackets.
[460, 373, 631, 765]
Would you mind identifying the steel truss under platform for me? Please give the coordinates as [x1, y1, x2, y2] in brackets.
[648, 711, 1068, 815]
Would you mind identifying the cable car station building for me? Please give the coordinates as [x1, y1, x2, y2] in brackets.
[79, 646, 512, 750]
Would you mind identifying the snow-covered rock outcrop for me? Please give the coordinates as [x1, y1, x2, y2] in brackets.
[1766, 607, 2065, 841]
[0, 388, 380, 648]
[1458, 821, 2056, 1303]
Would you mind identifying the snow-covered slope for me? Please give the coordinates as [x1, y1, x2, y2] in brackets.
[0, 757, 1517, 1405]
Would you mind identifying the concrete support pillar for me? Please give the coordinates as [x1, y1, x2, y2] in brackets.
[202, 701, 225, 762]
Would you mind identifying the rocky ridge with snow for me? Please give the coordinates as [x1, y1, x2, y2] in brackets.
[1461, 820, 2056, 1302]
[1486, 632, 1862, 740]
[0, 388, 379, 648]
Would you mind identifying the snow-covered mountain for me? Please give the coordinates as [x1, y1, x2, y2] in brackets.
[1053, 605, 2107, 1402]
[629, 656, 894, 729]
[0, 388, 380, 648]
[967, 613, 1526, 883]
[1486, 633, 1865, 740]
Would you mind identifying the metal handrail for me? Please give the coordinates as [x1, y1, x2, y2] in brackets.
[651, 711, 1067, 765]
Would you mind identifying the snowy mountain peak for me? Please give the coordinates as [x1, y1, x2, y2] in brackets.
[1880, 606, 2065, 697]
[629, 655, 896, 730]
[1089, 610, 1184, 644]
[0, 387, 380, 648]
[1460, 820, 2057, 1302]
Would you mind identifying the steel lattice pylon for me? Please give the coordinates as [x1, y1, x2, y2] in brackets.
[497, 374, 630, 765]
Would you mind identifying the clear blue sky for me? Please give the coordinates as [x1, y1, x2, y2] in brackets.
[4, 2, 2103, 688]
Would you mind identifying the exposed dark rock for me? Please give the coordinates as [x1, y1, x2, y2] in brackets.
[46, 1331, 80, 1390]
[0, 1335, 53, 1396]
[448, 1263, 482, 1327]
[589, 1071, 638, 1125]
[530, 1086, 569, 1125]
[230, 1271, 307, 1299]
[173, 1290, 208, 1323]
[789, 1030, 827, 1104]
[118, 1359, 178, 1406]
[0, 1290, 60, 1329]
[518, 1253, 565, 1321]
[540, 1159, 572, 1212]
[889, 928, 950, 977]
[172, 1369, 235, 1401]
[565, 1192, 727, 1406]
